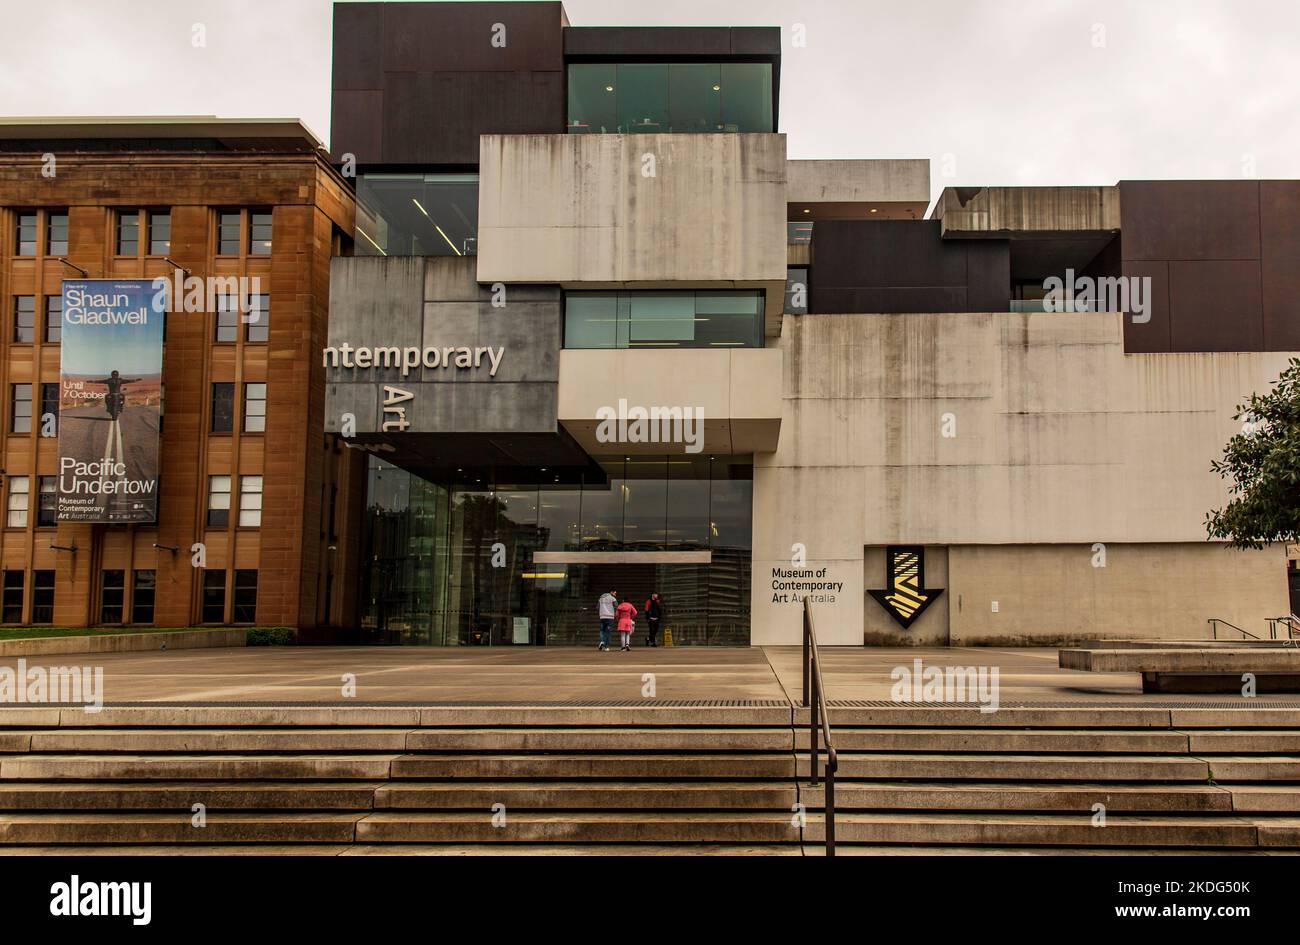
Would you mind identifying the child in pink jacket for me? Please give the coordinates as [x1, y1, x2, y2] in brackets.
[615, 600, 637, 652]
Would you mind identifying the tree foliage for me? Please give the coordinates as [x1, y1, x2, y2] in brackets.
[1206, 357, 1300, 549]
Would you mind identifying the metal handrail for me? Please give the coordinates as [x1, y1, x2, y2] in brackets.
[801, 596, 838, 856]
[1208, 617, 1260, 640]
[1273, 615, 1300, 647]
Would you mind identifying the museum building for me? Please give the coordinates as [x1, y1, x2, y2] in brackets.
[1, 1, 1297, 646]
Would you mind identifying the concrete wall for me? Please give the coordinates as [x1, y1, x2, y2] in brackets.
[557, 348, 783, 455]
[932, 185, 1120, 236]
[476, 133, 788, 329]
[752, 310, 1294, 645]
[325, 256, 561, 435]
[786, 159, 930, 206]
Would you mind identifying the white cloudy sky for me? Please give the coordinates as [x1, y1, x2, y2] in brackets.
[3, 0, 1297, 204]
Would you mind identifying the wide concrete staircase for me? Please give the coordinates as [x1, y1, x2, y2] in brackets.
[0, 702, 1298, 854]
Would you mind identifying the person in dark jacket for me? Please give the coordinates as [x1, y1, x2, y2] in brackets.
[644, 593, 664, 647]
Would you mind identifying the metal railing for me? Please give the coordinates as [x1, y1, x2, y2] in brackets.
[1208, 617, 1261, 640]
[801, 596, 838, 856]
[1268, 615, 1300, 647]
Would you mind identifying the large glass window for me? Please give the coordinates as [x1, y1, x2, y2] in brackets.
[568, 62, 773, 134]
[355, 174, 478, 258]
[32, 571, 54, 623]
[358, 456, 753, 646]
[564, 290, 763, 349]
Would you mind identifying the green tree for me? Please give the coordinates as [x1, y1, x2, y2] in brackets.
[1206, 357, 1300, 549]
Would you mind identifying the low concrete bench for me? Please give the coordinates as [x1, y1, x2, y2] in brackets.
[1060, 647, 1300, 693]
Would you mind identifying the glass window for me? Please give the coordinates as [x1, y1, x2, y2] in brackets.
[720, 63, 773, 133]
[694, 291, 763, 347]
[215, 294, 240, 343]
[148, 211, 170, 255]
[202, 570, 226, 622]
[6, 476, 29, 527]
[668, 63, 721, 133]
[207, 475, 231, 527]
[580, 460, 624, 550]
[39, 383, 58, 436]
[10, 384, 32, 434]
[31, 570, 54, 623]
[233, 569, 258, 622]
[217, 211, 241, 255]
[44, 295, 61, 343]
[564, 291, 763, 349]
[629, 292, 696, 344]
[622, 456, 668, 550]
[13, 296, 35, 343]
[239, 475, 263, 527]
[211, 383, 234, 433]
[617, 63, 669, 134]
[563, 292, 619, 348]
[116, 210, 140, 255]
[245, 294, 269, 343]
[567, 63, 617, 133]
[355, 174, 478, 257]
[46, 212, 69, 256]
[37, 476, 56, 527]
[132, 569, 156, 624]
[15, 213, 37, 256]
[666, 454, 711, 549]
[100, 570, 125, 624]
[249, 211, 272, 255]
[567, 63, 774, 134]
[1, 571, 23, 622]
[243, 382, 266, 433]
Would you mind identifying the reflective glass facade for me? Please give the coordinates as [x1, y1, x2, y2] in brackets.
[564, 290, 765, 348]
[360, 457, 752, 645]
[567, 63, 773, 134]
[355, 174, 478, 257]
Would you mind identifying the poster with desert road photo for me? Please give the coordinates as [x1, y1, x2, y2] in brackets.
[56, 279, 163, 523]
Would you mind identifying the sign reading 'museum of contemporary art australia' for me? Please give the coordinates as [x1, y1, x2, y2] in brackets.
[56, 280, 163, 523]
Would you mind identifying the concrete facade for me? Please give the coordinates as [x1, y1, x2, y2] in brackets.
[556, 348, 783, 455]
[325, 256, 561, 436]
[476, 133, 789, 334]
[751, 311, 1292, 646]
[786, 159, 930, 214]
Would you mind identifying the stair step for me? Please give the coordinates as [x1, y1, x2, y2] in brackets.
[354, 811, 802, 844]
[0, 755, 400, 781]
[1189, 732, 1300, 752]
[829, 729, 1187, 753]
[802, 812, 1268, 847]
[375, 781, 797, 810]
[800, 782, 1233, 812]
[1204, 756, 1300, 779]
[403, 728, 793, 751]
[0, 781, 383, 811]
[390, 754, 794, 779]
[0, 812, 365, 844]
[802, 754, 1211, 781]
[1224, 785, 1300, 812]
[26, 730, 411, 753]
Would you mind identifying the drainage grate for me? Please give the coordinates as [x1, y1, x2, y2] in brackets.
[829, 699, 1300, 709]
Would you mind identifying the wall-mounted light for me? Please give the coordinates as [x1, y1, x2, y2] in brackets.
[712, 84, 721, 91]
[605, 85, 614, 92]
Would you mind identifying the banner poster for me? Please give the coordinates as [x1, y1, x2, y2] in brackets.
[56, 279, 163, 523]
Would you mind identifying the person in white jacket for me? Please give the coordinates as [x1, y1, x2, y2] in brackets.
[597, 590, 618, 651]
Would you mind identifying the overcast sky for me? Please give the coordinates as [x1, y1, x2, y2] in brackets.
[3, 0, 1297, 204]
